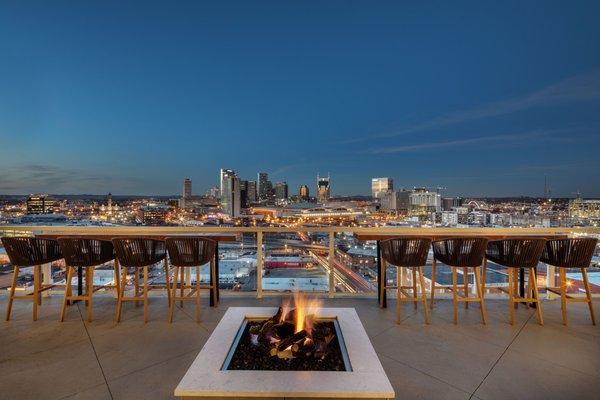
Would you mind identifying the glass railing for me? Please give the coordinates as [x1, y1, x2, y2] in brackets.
[0, 226, 599, 296]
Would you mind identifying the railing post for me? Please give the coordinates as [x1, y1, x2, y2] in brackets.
[328, 231, 335, 298]
[257, 231, 263, 299]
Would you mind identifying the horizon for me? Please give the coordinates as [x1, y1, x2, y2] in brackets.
[1, 1, 599, 197]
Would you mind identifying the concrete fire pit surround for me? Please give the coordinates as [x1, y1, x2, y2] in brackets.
[175, 307, 395, 400]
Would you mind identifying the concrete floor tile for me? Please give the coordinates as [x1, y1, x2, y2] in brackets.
[59, 383, 112, 400]
[378, 354, 471, 400]
[108, 350, 197, 400]
[0, 339, 106, 400]
[91, 318, 210, 381]
[509, 317, 600, 377]
[371, 318, 506, 393]
[474, 348, 600, 400]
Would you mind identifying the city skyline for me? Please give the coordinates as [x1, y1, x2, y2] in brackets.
[1, 1, 600, 197]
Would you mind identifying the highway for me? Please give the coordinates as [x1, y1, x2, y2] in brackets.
[309, 250, 376, 293]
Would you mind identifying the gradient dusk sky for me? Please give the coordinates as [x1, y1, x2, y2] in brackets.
[1, 1, 599, 197]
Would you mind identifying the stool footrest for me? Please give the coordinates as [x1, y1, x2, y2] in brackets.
[12, 295, 36, 300]
[510, 298, 539, 303]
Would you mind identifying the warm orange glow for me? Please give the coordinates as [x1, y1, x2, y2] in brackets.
[292, 292, 322, 334]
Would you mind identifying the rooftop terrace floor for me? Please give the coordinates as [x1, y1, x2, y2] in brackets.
[1, 294, 599, 400]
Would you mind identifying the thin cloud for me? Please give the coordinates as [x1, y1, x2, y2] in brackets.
[348, 69, 600, 143]
[0, 163, 147, 194]
[367, 130, 550, 154]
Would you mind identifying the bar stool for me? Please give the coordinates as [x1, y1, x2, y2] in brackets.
[2, 237, 63, 321]
[57, 238, 114, 322]
[165, 237, 216, 322]
[541, 238, 598, 325]
[431, 237, 488, 324]
[486, 238, 546, 325]
[380, 237, 431, 324]
[112, 238, 167, 323]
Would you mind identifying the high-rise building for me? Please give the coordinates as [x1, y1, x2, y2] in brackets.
[220, 169, 235, 199]
[274, 182, 288, 200]
[183, 178, 192, 199]
[258, 172, 269, 201]
[396, 188, 441, 215]
[299, 185, 309, 200]
[371, 177, 393, 199]
[317, 174, 331, 203]
[220, 169, 240, 217]
[442, 197, 464, 211]
[247, 181, 257, 203]
[239, 180, 249, 208]
[26, 194, 55, 214]
[180, 178, 192, 208]
[266, 180, 273, 199]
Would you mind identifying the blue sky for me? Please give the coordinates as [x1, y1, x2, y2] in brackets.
[1, 0, 599, 197]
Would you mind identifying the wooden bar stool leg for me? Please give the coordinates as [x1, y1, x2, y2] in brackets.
[180, 266, 185, 308]
[5, 266, 19, 321]
[530, 268, 543, 325]
[396, 266, 401, 324]
[60, 266, 73, 322]
[113, 259, 120, 299]
[134, 268, 140, 307]
[508, 268, 515, 325]
[474, 267, 487, 325]
[451, 267, 458, 324]
[169, 266, 178, 323]
[87, 267, 94, 322]
[65, 266, 73, 306]
[84, 266, 90, 307]
[143, 266, 149, 323]
[33, 265, 41, 321]
[418, 266, 430, 324]
[525, 269, 531, 310]
[513, 268, 525, 310]
[559, 268, 568, 325]
[581, 268, 596, 325]
[195, 266, 201, 322]
[116, 266, 127, 322]
[430, 259, 437, 308]
[482, 258, 487, 294]
[164, 259, 171, 307]
[463, 267, 469, 309]
[412, 267, 418, 309]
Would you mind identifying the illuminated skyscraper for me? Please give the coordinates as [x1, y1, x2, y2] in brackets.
[274, 182, 288, 200]
[26, 194, 55, 214]
[371, 177, 393, 199]
[257, 172, 269, 201]
[247, 181, 257, 203]
[220, 169, 240, 217]
[299, 185, 309, 200]
[239, 180, 249, 207]
[317, 174, 330, 203]
[183, 178, 192, 198]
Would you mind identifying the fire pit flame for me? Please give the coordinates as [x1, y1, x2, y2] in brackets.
[242, 293, 341, 365]
[292, 292, 322, 334]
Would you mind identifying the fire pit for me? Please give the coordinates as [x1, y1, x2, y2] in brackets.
[175, 296, 395, 399]
[224, 294, 351, 372]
